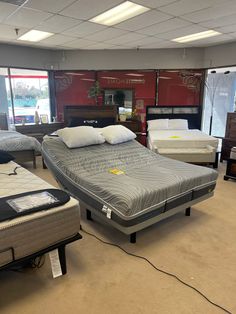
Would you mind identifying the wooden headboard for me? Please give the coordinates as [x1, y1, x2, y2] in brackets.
[146, 106, 202, 130]
[64, 105, 118, 127]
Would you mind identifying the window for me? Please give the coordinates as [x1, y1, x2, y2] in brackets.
[9, 68, 50, 124]
[0, 68, 13, 125]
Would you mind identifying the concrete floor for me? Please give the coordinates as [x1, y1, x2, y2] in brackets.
[0, 158, 235, 314]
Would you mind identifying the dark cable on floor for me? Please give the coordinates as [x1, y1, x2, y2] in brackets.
[80, 226, 232, 314]
[0, 166, 21, 176]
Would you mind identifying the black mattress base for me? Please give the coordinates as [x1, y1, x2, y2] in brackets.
[0, 233, 82, 275]
[79, 192, 213, 235]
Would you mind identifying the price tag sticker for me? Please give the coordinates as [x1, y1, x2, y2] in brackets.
[109, 168, 125, 175]
[49, 249, 62, 278]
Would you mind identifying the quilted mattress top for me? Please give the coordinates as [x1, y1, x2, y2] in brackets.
[42, 138, 218, 218]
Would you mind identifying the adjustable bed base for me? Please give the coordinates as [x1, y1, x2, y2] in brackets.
[42, 137, 217, 243]
[0, 162, 81, 275]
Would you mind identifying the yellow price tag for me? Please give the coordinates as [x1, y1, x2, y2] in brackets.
[169, 136, 181, 138]
[109, 168, 125, 175]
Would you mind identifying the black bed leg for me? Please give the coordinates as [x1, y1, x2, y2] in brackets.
[213, 152, 219, 169]
[185, 207, 191, 216]
[86, 209, 93, 221]
[58, 245, 67, 275]
[130, 233, 136, 244]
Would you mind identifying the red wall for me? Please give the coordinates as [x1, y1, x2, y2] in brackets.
[54, 70, 96, 121]
[158, 70, 204, 106]
[54, 69, 204, 125]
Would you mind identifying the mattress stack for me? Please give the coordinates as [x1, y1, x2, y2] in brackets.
[230, 147, 236, 160]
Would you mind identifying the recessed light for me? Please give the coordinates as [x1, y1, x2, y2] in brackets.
[18, 30, 54, 42]
[90, 1, 149, 26]
[172, 30, 221, 43]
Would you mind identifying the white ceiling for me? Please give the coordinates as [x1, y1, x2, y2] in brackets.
[0, 0, 236, 50]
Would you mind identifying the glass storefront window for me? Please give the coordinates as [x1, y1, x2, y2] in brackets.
[9, 68, 50, 124]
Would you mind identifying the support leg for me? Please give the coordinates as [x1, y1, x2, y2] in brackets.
[86, 209, 93, 221]
[58, 245, 67, 275]
[185, 207, 191, 216]
[213, 152, 219, 169]
[42, 158, 47, 169]
[33, 155, 36, 169]
[130, 232, 136, 244]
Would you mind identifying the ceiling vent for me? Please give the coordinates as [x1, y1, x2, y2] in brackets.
[0, 0, 26, 5]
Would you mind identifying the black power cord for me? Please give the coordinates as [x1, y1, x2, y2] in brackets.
[80, 226, 232, 314]
[0, 166, 21, 176]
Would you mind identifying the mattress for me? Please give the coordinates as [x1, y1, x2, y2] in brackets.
[0, 161, 80, 267]
[42, 138, 217, 222]
[148, 129, 218, 150]
[0, 130, 41, 153]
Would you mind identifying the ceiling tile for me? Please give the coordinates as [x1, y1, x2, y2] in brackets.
[39, 34, 76, 45]
[63, 21, 107, 37]
[137, 17, 191, 35]
[81, 42, 119, 50]
[36, 15, 81, 33]
[60, 0, 123, 20]
[106, 32, 146, 45]
[185, 34, 234, 47]
[85, 28, 128, 42]
[141, 40, 184, 48]
[0, 24, 28, 39]
[201, 14, 236, 28]
[159, 0, 229, 16]
[156, 24, 207, 40]
[115, 10, 173, 31]
[215, 24, 236, 34]
[123, 36, 164, 48]
[182, 2, 236, 23]
[25, 0, 76, 14]
[0, 2, 17, 22]
[5, 7, 52, 28]
[63, 38, 97, 48]
[134, 0, 178, 9]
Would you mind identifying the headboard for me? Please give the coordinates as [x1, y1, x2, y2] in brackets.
[0, 113, 8, 130]
[146, 106, 202, 130]
[64, 105, 118, 127]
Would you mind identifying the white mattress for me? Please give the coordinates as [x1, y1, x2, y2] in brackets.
[0, 161, 80, 267]
[148, 129, 218, 150]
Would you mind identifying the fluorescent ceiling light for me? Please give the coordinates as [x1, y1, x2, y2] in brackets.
[172, 30, 221, 43]
[126, 73, 144, 77]
[101, 76, 117, 79]
[18, 30, 54, 42]
[90, 1, 149, 26]
[65, 72, 84, 76]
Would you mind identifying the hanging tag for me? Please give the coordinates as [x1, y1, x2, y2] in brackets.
[49, 249, 62, 278]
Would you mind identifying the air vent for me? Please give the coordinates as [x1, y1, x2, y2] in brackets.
[0, 0, 26, 5]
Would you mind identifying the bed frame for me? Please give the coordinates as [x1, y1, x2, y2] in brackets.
[10, 150, 36, 169]
[42, 105, 216, 243]
[0, 233, 82, 274]
[64, 105, 118, 127]
[146, 105, 219, 168]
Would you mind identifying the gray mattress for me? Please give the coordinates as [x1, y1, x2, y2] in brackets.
[42, 138, 218, 221]
[0, 130, 41, 153]
[0, 162, 80, 267]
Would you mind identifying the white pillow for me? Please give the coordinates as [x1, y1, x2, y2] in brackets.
[102, 125, 136, 144]
[147, 119, 168, 131]
[57, 126, 105, 148]
[168, 119, 188, 130]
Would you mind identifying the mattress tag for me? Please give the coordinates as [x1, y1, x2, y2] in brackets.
[109, 168, 124, 175]
[49, 249, 62, 278]
[102, 205, 112, 219]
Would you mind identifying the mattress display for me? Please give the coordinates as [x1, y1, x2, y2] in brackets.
[42, 138, 217, 223]
[0, 130, 41, 153]
[0, 161, 80, 267]
[148, 129, 218, 150]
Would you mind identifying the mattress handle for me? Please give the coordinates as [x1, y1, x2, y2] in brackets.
[0, 246, 15, 262]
